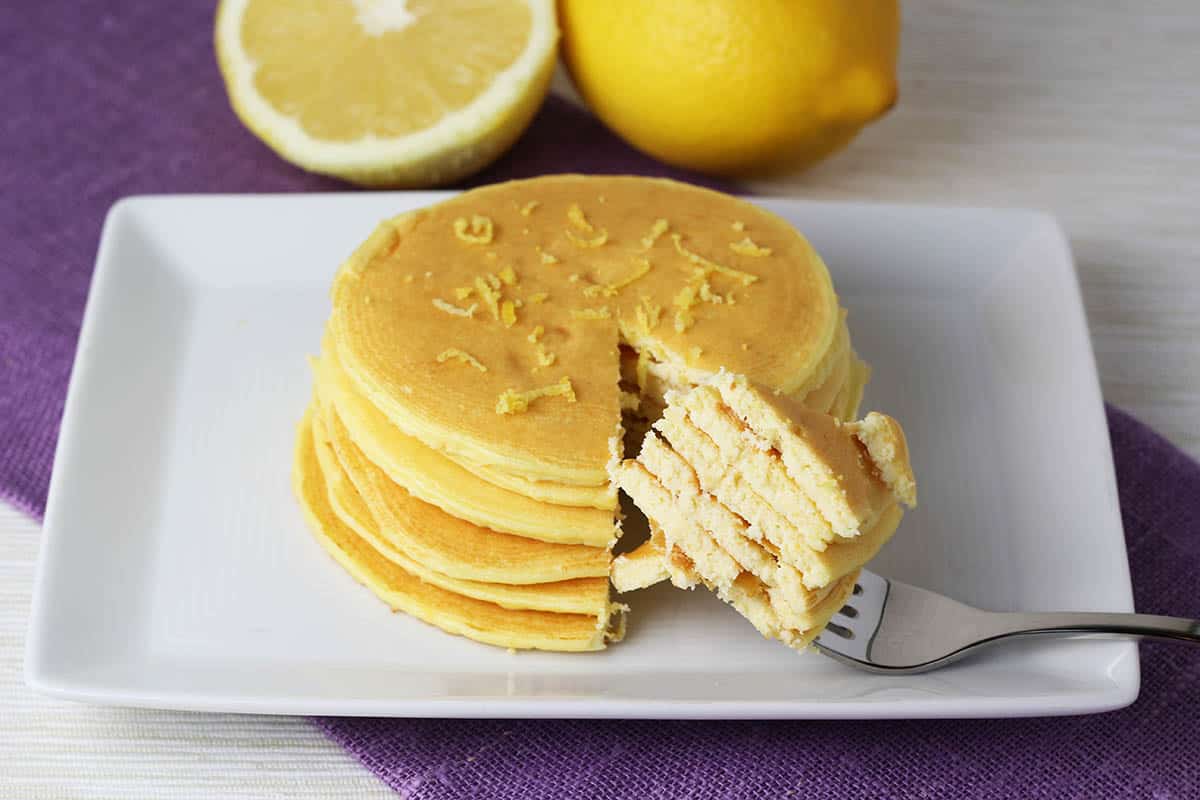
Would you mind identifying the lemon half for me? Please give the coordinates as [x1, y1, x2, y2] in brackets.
[216, 0, 558, 187]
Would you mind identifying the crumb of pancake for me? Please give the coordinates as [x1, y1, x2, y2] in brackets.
[432, 298, 477, 318]
[436, 348, 487, 372]
[731, 220, 746, 231]
[536, 246, 559, 265]
[729, 237, 772, 257]
[496, 376, 577, 414]
[453, 215, 494, 245]
[635, 349, 651, 388]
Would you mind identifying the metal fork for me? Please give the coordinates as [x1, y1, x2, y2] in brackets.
[814, 569, 1200, 674]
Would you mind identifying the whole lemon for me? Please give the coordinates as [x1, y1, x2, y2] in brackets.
[559, 0, 899, 175]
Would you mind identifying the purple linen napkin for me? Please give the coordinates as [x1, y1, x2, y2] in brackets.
[2, 3, 1197, 798]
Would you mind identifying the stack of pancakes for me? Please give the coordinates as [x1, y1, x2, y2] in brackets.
[294, 175, 877, 651]
[613, 372, 916, 650]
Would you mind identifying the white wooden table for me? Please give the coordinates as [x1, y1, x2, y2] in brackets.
[4, 3, 1198, 796]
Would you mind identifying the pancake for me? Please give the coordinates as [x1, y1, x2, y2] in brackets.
[314, 388, 611, 585]
[314, 344, 617, 546]
[442, 448, 616, 509]
[293, 410, 623, 652]
[611, 527, 669, 593]
[709, 372, 916, 534]
[329, 175, 844, 492]
[312, 412, 611, 614]
[611, 372, 915, 651]
[831, 353, 870, 422]
[296, 176, 896, 653]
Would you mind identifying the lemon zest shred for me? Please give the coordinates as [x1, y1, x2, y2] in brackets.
[584, 257, 652, 298]
[571, 307, 612, 320]
[566, 228, 609, 248]
[532, 344, 557, 369]
[496, 377, 577, 415]
[432, 299, 477, 318]
[498, 265, 518, 286]
[641, 219, 669, 250]
[528, 291, 549, 304]
[729, 237, 772, 257]
[453, 286, 474, 301]
[436, 348, 487, 372]
[566, 203, 594, 232]
[582, 283, 617, 299]
[527, 325, 545, 343]
[473, 277, 501, 320]
[635, 296, 663, 334]
[731, 220, 746, 232]
[500, 300, 517, 328]
[519, 201, 540, 217]
[453, 215, 494, 245]
[697, 280, 726, 304]
[671, 233, 758, 285]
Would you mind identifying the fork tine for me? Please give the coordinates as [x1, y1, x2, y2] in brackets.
[814, 570, 890, 663]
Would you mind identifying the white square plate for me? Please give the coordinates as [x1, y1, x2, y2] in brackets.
[26, 193, 1137, 718]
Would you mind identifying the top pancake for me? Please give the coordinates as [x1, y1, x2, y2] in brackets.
[330, 175, 841, 488]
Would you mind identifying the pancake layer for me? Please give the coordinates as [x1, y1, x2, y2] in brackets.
[613, 372, 915, 652]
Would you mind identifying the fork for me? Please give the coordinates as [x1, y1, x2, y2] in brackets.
[814, 569, 1200, 674]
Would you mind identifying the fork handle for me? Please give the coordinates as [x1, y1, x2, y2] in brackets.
[980, 611, 1200, 645]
